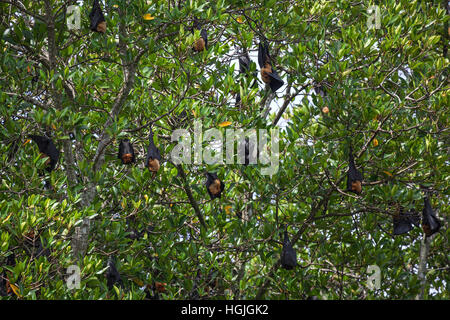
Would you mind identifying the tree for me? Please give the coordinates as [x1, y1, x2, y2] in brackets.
[0, 0, 448, 300]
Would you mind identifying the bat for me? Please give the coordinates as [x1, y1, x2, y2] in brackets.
[29, 135, 60, 172]
[258, 42, 284, 93]
[393, 206, 420, 235]
[146, 129, 161, 173]
[193, 29, 207, 52]
[205, 172, 224, 200]
[281, 229, 297, 270]
[346, 147, 363, 194]
[192, 18, 207, 52]
[239, 51, 251, 74]
[422, 197, 441, 237]
[106, 256, 122, 290]
[89, 0, 106, 33]
[118, 139, 135, 165]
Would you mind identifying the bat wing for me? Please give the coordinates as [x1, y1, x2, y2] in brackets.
[393, 215, 413, 235]
[44, 139, 60, 171]
[268, 69, 284, 93]
[200, 29, 207, 49]
[281, 231, 297, 269]
[239, 53, 251, 74]
[422, 198, 441, 234]
[258, 42, 266, 68]
[406, 210, 421, 227]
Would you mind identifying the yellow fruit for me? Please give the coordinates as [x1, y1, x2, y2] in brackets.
[237, 16, 244, 24]
[372, 138, 378, 147]
[219, 121, 232, 127]
[143, 13, 155, 20]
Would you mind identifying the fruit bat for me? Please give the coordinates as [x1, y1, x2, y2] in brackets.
[0, 273, 9, 297]
[393, 206, 420, 235]
[193, 29, 207, 52]
[192, 17, 207, 52]
[89, 0, 106, 33]
[258, 42, 284, 93]
[205, 172, 224, 200]
[346, 147, 363, 194]
[106, 257, 122, 290]
[281, 229, 297, 270]
[239, 51, 251, 74]
[118, 139, 135, 165]
[146, 129, 161, 173]
[422, 197, 441, 237]
[29, 135, 60, 172]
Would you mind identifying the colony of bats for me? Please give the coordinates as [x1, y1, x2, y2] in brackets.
[2, 0, 445, 298]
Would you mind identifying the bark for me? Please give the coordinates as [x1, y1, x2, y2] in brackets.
[416, 236, 431, 300]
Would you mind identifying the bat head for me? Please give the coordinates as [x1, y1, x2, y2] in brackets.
[351, 180, 362, 194]
[147, 158, 160, 172]
[96, 21, 106, 33]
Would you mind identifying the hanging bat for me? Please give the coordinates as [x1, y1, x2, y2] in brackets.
[89, 0, 106, 33]
[281, 229, 297, 270]
[422, 197, 441, 237]
[393, 205, 420, 235]
[192, 18, 207, 52]
[106, 256, 122, 290]
[205, 172, 224, 199]
[239, 51, 251, 74]
[238, 49, 258, 88]
[118, 139, 135, 165]
[193, 29, 208, 52]
[346, 147, 363, 194]
[29, 135, 60, 172]
[146, 129, 161, 174]
[258, 41, 284, 93]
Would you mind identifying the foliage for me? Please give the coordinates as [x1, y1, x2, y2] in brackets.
[0, 0, 448, 300]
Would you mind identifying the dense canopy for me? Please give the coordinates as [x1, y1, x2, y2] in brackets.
[0, 0, 448, 300]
